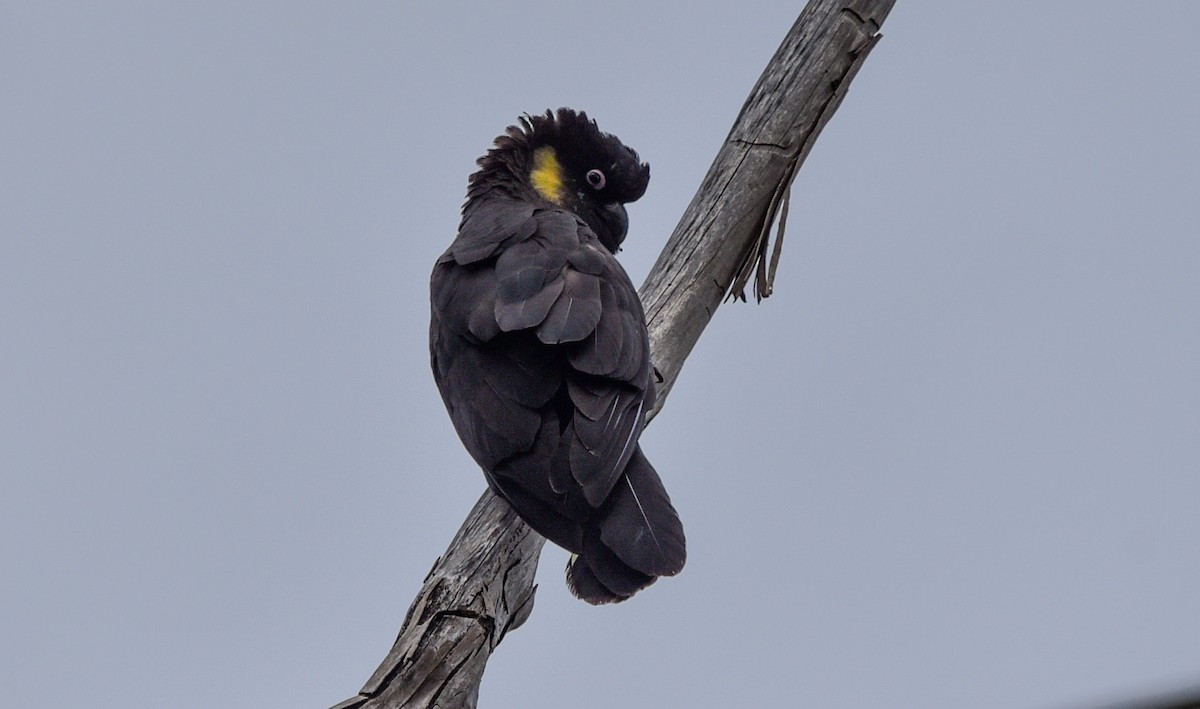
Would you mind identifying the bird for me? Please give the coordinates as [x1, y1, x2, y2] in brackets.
[429, 108, 686, 604]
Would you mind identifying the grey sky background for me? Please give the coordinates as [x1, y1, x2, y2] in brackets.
[3, 3, 1199, 708]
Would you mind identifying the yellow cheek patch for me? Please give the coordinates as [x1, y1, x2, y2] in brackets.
[530, 146, 566, 205]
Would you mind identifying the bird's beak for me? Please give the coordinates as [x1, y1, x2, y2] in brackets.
[598, 202, 629, 253]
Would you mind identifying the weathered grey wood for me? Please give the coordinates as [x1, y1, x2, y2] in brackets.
[330, 2, 893, 707]
[334, 494, 541, 709]
[644, 0, 893, 414]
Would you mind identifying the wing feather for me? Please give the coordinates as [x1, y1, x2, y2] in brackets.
[537, 269, 602, 344]
[569, 387, 644, 507]
[450, 199, 537, 264]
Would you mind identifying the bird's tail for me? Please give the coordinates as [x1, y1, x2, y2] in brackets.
[565, 446, 686, 604]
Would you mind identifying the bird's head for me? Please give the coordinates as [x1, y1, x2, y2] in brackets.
[468, 108, 650, 253]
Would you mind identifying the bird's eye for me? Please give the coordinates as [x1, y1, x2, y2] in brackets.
[585, 169, 606, 190]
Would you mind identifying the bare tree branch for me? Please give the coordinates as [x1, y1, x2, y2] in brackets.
[643, 0, 893, 412]
[329, 2, 895, 707]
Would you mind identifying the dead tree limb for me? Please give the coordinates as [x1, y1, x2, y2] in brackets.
[330, 2, 894, 707]
[645, 0, 893, 412]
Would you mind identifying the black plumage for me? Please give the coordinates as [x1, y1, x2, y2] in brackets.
[429, 109, 685, 603]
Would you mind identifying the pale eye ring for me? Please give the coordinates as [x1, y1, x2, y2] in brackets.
[585, 169, 606, 190]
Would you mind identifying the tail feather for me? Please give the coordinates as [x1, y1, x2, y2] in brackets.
[600, 447, 686, 577]
[565, 446, 686, 604]
[564, 554, 619, 604]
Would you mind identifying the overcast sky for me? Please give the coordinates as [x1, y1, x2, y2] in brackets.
[4, 3, 1200, 708]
